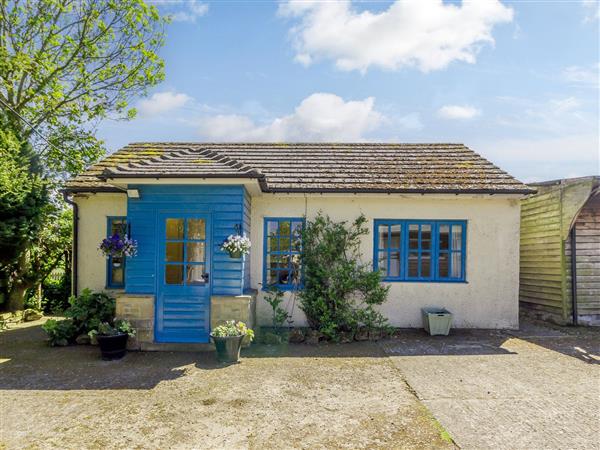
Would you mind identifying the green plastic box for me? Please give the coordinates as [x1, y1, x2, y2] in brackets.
[421, 307, 452, 336]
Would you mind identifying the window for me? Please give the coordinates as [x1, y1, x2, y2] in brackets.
[374, 220, 466, 282]
[106, 217, 127, 288]
[263, 218, 304, 290]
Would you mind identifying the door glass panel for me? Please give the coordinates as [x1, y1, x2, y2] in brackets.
[439, 225, 450, 250]
[186, 265, 206, 284]
[187, 219, 205, 240]
[186, 242, 205, 262]
[166, 243, 184, 262]
[408, 224, 419, 249]
[378, 225, 389, 249]
[166, 219, 184, 239]
[390, 225, 401, 249]
[165, 265, 183, 284]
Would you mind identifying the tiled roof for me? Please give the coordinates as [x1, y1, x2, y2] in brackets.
[64, 143, 534, 194]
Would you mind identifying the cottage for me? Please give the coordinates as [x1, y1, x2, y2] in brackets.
[64, 143, 534, 348]
[520, 176, 600, 326]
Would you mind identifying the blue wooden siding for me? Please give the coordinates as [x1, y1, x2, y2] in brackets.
[242, 189, 251, 291]
[126, 185, 249, 296]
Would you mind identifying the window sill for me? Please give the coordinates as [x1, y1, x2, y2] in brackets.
[381, 279, 468, 284]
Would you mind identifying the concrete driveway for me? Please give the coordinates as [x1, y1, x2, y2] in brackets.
[382, 320, 600, 450]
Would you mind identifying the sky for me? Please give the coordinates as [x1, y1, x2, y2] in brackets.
[97, 0, 600, 183]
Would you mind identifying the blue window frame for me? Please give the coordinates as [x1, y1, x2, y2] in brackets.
[374, 220, 467, 282]
[106, 216, 127, 289]
[263, 217, 304, 290]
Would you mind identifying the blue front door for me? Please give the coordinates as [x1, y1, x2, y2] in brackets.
[156, 213, 211, 343]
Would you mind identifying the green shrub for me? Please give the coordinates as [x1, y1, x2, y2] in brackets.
[65, 289, 115, 335]
[94, 319, 136, 337]
[263, 287, 290, 327]
[42, 319, 77, 346]
[299, 213, 390, 340]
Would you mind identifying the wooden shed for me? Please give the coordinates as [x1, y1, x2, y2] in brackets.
[520, 176, 600, 326]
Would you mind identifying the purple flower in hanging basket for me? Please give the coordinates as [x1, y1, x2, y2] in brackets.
[99, 233, 138, 258]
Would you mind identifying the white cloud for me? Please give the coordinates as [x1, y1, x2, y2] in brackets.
[137, 91, 192, 117]
[197, 93, 385, 141]
[158, 1, 209, 23]
[279, 0, 513, 73]
[582, 0, 600, 22]
[562, 63, 599, 88]
[437, 105, 481, 120]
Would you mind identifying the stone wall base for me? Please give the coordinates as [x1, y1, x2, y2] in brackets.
[115, 294, 155, 350]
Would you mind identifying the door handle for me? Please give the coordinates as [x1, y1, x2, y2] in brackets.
[201, 272, 209, 283]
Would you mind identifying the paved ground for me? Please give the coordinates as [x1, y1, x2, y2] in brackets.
[0, 321, 451, 450]
[0, 319, 598, 449]
[382, 320, 600, 450]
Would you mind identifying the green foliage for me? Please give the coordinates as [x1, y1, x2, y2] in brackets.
[263, 287, 290, 327]
[299, 213, 390, 340]
[0, 116, 48, 267]
[42, 318, 77, 346]
[0, 0, 167, 175]
[64, 289, 115, 335]
[39, 269, 72, 314]
[211, 320, 255, 341]
[95, 319, 136, 337]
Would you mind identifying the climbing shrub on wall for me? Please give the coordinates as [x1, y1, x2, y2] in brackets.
[299, 213, 390, 339]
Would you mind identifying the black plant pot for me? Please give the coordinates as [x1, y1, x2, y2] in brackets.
[211, 335, 244, 363]
[96, 333, 128, 360]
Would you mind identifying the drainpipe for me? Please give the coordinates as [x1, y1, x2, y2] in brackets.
[62, 192, 78, 297]
[570, 226, 578, 326]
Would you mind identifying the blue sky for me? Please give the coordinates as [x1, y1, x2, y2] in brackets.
[98, 0, 599, 182]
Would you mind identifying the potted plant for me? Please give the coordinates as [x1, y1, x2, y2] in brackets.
[99, 233, 138, 263]
[90, 320, 136, 360]
[210, 320, 254, 363]
[220, 234, 251, 259]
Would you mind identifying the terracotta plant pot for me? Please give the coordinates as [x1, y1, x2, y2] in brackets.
[211, 335, 244, 363]
[96, 333, 128, 360]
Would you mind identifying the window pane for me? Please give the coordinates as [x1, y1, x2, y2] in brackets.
[292, 221, 303, 251]
[438, 252, 449, 278]
[267, 269, 279, 285]
[389, 251, 401, 277]
[451, 225, 463, 251]
[451, 252, 462, 278]
[111, 264, 124, 285]
[390, 225, 401, 249]
[165, 265, 183, 284]
[268, 235, 278, 252]
[277, 269, 290, 285]
[290, 266, 302, 285]
[408, 224, 419, 249]
[111, 219, 127, 236]
[279, 236, 291, 252]
[378, 225, 389, 250]
[439, 225, 450, 250]
[378, 251, 388, 274]
[267, 220, 278, 237]
[408, 252, 419, 277]
[187, 265, 206, 284]
[421, 224, 431, 250]
[421, 253, 431, 278]
[279, 221, 291, 236]
[187, 219, 205, 240]
[166, 219, 184, 239]
[166, 242, 184, 262]
[186, 242, 205, 262]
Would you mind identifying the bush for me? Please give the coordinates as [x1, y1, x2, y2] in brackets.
[41, 271, 71, 314]
[42, 319, 77, 346]
[65, 289, 115, 335]
[299, 213, 390, 340]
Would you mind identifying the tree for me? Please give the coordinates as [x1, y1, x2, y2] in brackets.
[0, 0, 166, 310]
[0, 0, 166, 175]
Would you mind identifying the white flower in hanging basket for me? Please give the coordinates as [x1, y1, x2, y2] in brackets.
[221, 234, 251, 258]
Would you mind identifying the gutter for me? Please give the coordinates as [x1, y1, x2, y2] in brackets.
[570, 226, 578, 326]
[62, 192, 79, 297]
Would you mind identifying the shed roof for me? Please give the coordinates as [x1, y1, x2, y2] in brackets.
[64, 142, 534, 194]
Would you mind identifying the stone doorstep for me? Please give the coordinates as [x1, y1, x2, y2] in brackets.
[140, 342, 215, 352]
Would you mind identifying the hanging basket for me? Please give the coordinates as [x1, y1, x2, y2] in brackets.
[228, 250, 243, 259]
